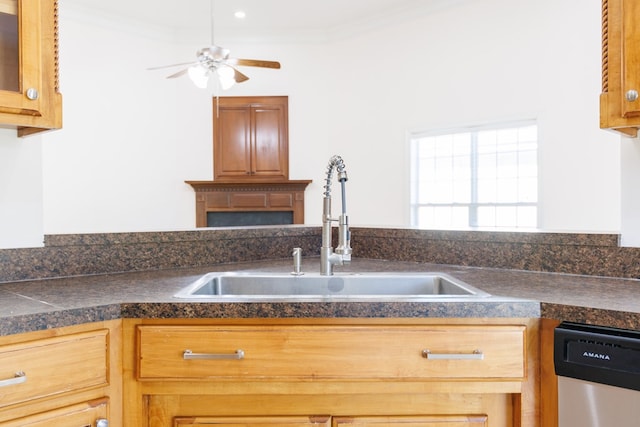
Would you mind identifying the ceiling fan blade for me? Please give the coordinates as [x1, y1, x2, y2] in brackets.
[166, 68, 190, 79]
[147, 61, 196, 71]
[227, 58, 281, 69]
[231, 67, 250, 83]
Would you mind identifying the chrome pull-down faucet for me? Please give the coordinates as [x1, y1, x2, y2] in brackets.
[321, 155, 352, 275]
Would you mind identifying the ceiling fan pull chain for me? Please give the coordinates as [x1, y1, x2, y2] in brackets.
[210, 0, 216, 46]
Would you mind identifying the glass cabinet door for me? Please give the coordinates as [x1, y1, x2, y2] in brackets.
[0, 0, 44, 116]
[0, 0, 19, 92]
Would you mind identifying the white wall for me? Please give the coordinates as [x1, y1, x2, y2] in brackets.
[326, 0, 621, 230]
[40, 5, 213, 236]
[621, 135, 640, 246]
[0, 129, 44, 248]
[0, 0, 628, 248]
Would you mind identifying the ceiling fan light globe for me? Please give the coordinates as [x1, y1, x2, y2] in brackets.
[188, 65, 209, 89]
[217, 65, 236, 90]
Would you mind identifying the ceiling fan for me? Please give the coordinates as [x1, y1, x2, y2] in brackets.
[148, 1, 281, 90]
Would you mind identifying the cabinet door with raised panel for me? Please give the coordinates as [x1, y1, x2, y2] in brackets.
[174, 416, 331, 427]
[213, 96, 288, 181]
[0, 0, 62, 134]
[333, 415, 487, 427]
[600, 0, 640, 136]
[216, 106, 252, 177]
[620, 0, 640, 119]
[0, 0, 43, 115]
[251, 103, 287, 178]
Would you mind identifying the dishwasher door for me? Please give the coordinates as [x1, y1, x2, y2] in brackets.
[554, 322, 640, 427]
[558, 376, 639, 426]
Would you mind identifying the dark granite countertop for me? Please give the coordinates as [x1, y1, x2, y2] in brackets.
[1, 258, 639, 336]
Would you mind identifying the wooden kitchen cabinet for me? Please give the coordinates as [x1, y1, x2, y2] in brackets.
[124, 318, 540, 427]
[174, 416, 331, 426]
[0, 320, 121, 426]
[332, 416, 488, 427]
[213, 96, 288, 181]
[600, 0, 640, 137]
[0, 0, 63, 136]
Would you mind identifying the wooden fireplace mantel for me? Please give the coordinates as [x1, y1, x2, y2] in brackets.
[186, 180, 312, 227]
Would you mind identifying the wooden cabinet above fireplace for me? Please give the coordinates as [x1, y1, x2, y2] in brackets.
[213, 96, 289, 181]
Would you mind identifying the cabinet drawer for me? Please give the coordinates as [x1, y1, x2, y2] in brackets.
[0, 398, 108, 427]
[0, 330, 109, 408]
[137, 325, 525, 380]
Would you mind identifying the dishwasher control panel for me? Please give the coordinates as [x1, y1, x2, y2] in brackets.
[554, 322, 640, 391]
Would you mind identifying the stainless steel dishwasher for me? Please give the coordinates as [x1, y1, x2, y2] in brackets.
[554, 322, 640, 427]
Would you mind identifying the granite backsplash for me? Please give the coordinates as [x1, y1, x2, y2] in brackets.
[1, 226, 639, 283]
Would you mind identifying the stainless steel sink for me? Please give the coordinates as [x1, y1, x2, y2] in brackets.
[174, 272, 491, 300]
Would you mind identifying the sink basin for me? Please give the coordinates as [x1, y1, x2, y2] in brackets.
[174, 271, 491, 300]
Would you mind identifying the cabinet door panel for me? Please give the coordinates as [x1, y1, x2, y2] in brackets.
[600, 0, 640, 135]
[0, 0, 43, 115]
[622, 0, 640, 117]
[213, 96, 288, 180]
[333, 415, 487, 427]
[216, 108, 252, 177]
[252, 106, 287, 176]
[0, 3, 19, 92]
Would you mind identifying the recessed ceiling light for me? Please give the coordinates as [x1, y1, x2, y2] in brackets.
[234, 10, 246, 19]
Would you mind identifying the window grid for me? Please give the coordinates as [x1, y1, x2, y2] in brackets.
[410, 122, 538, 229]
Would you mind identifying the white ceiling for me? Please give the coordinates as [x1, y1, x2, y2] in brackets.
[66, 0, 455, 42]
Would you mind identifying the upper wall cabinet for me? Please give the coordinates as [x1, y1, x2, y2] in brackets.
[0, 0, 62, 137]
[600, 0, 640, 137]
[213, 96, 288, 181]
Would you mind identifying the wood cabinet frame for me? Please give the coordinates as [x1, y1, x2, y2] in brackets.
[123, 317, 543, 427]
[600, 0, 640, 136]
[0, 320, 121, 426]
[213, 96, 289, 181]
[0, 0, 62, 136]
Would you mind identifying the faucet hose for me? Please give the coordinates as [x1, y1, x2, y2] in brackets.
[323, 155, 348, 200]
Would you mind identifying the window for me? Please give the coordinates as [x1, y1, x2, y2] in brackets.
[410, 121, 538, 229]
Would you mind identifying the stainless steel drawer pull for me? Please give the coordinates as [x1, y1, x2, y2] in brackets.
[0, 371, 27, 387]
[422, 349, 484, 360]
[183, 349, 245, 360]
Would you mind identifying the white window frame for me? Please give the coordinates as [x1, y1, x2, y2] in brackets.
[409, 120, 539, 230]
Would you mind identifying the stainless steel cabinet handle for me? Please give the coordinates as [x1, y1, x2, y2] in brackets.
[626, 89, 639, 102]
[183, 349, 245, 360]
[96, 419, 109, 427]
[422, 349, 484, 360]
[0, 371, 26, 387]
